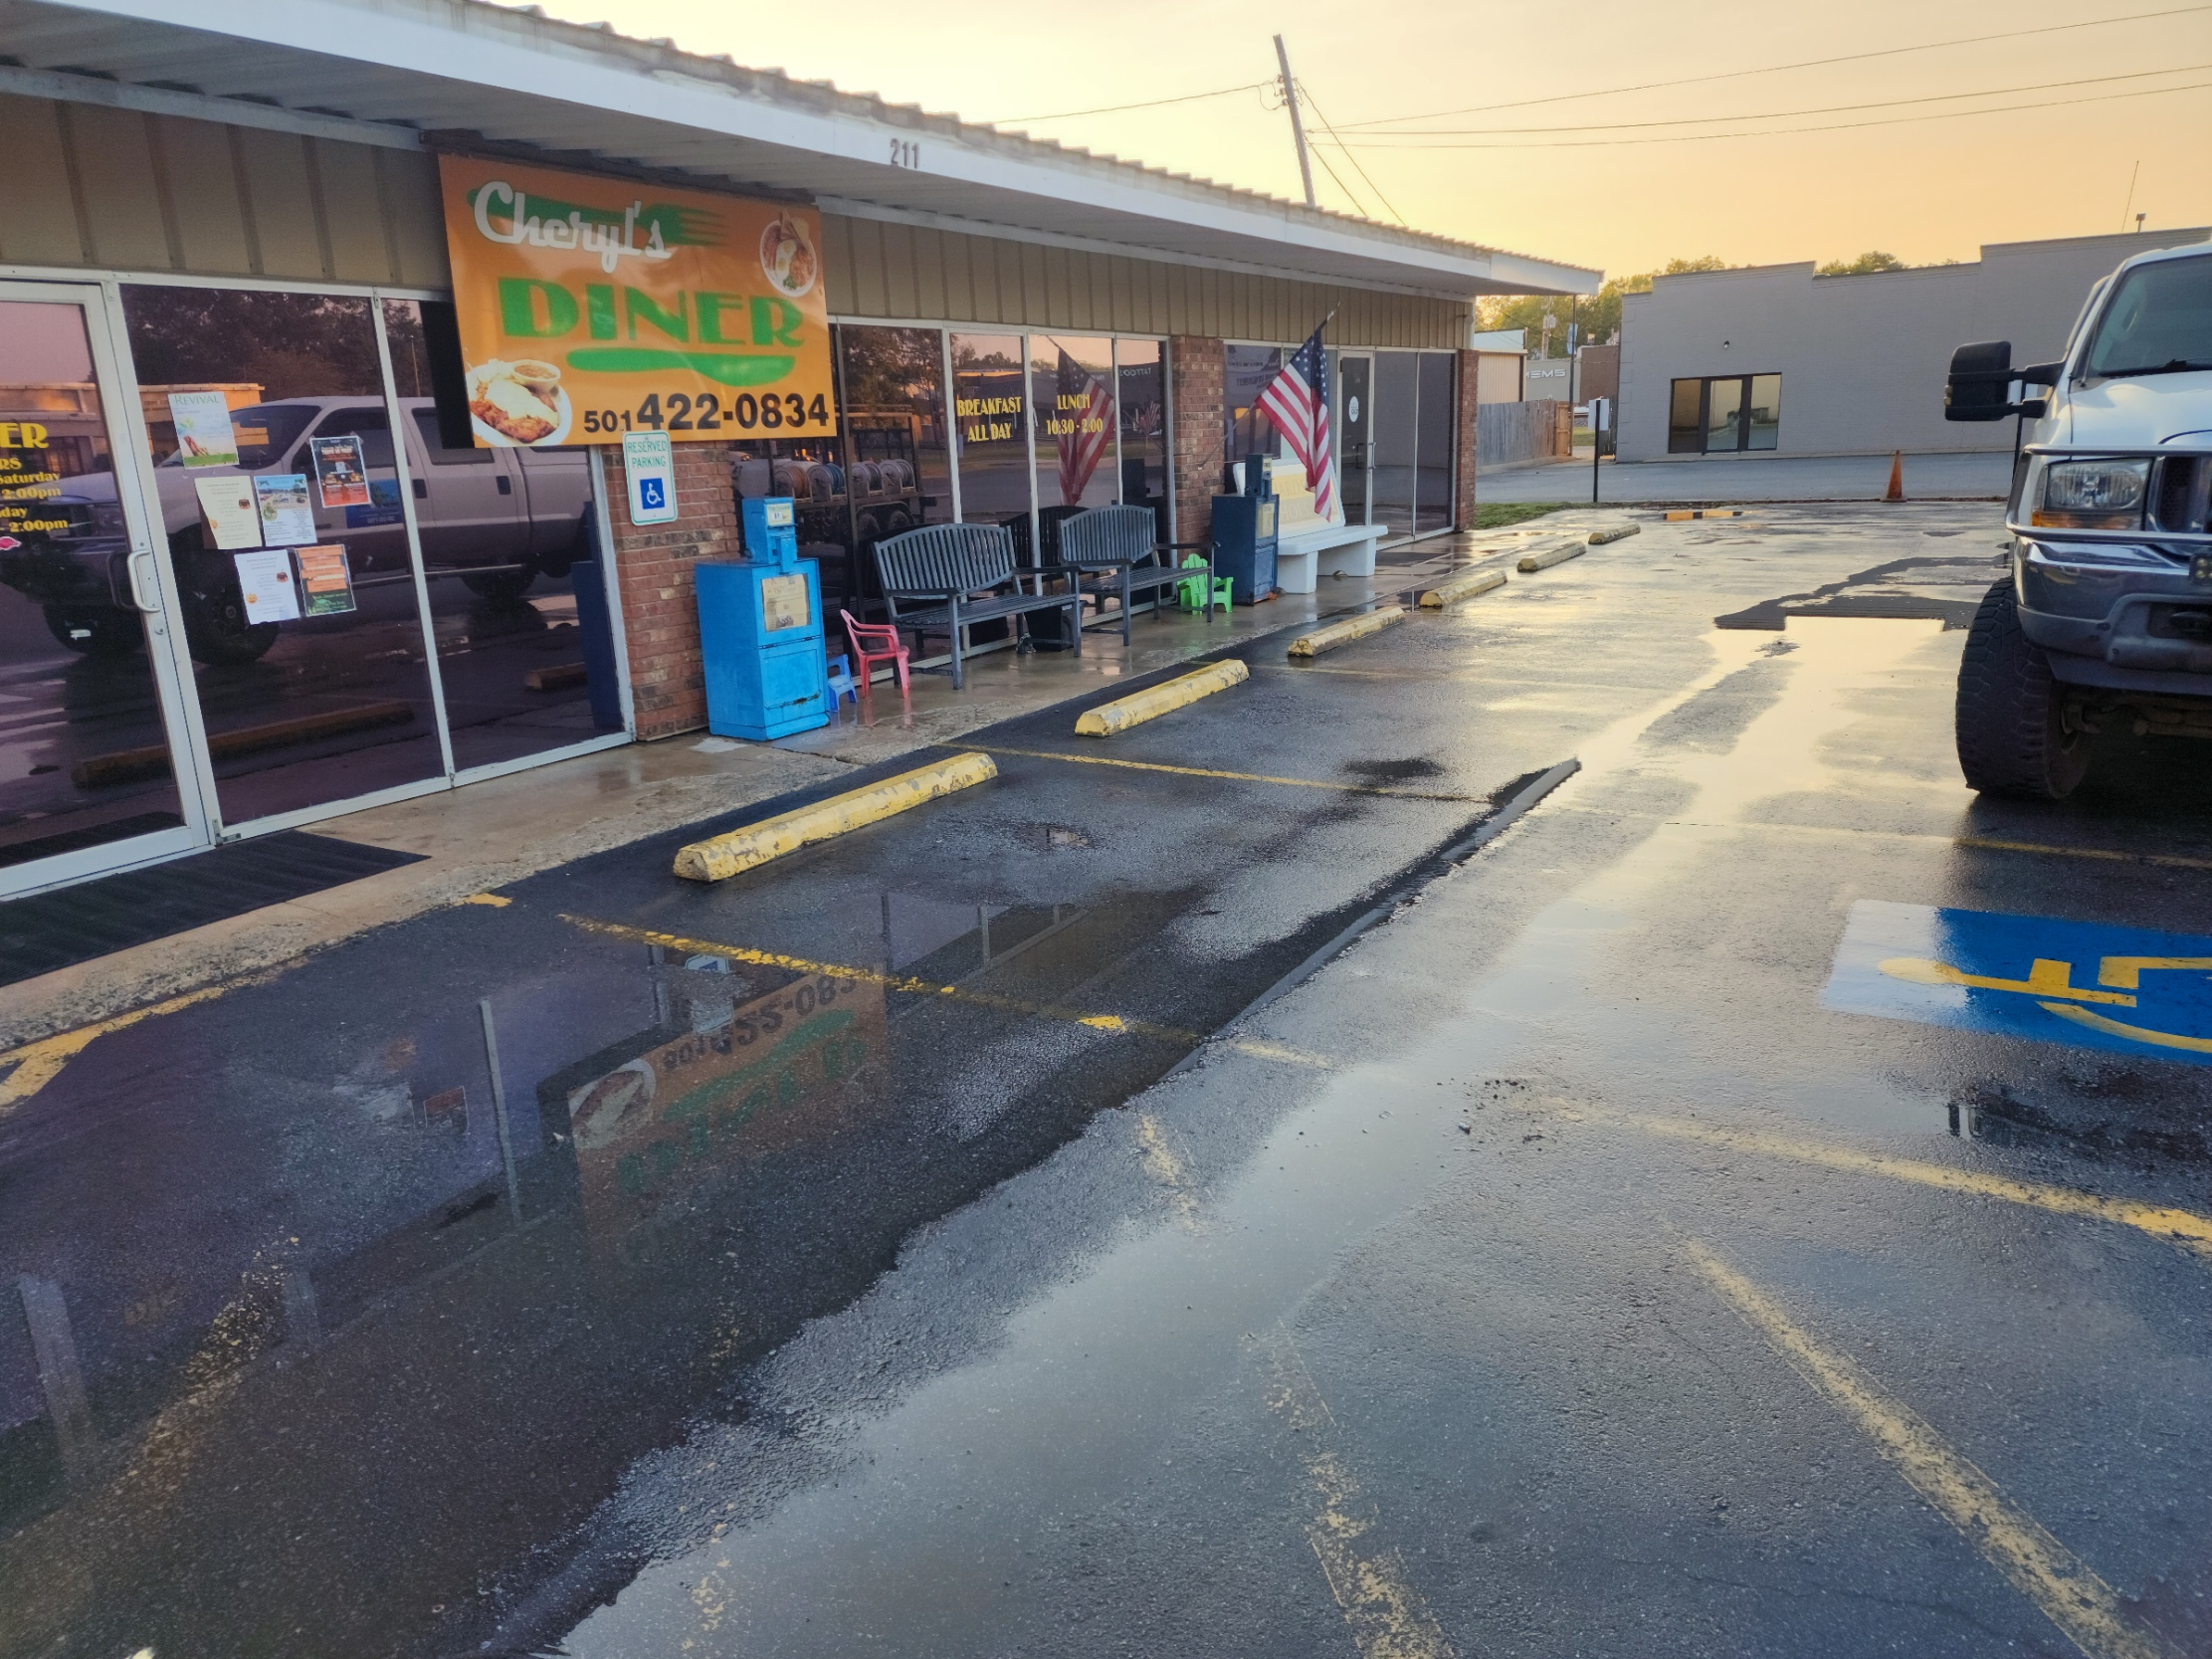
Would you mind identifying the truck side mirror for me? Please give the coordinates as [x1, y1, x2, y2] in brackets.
[1944, 340, 2015, 422]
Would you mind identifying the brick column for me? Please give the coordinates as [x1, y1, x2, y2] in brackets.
[1168, 335, 1223, 548]
[602, 440, 736, 740]
[1455, 348, 1481, 531]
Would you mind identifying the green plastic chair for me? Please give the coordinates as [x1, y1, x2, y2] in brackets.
[1176, 553, 1232, 612]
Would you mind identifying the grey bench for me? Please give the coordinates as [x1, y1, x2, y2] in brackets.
[1058, 506, 1215, 644]
[874, 522, 1083, 690]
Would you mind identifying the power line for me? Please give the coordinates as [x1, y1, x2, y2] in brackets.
[1337, 4, 2212, 129]
[1336, 77, 2212, 149]
[1304, 134, 1372, 218]
[1353, 62, 2212, 137]
[1294, 82, 1407, 225]
[990, 80, 1273, 126]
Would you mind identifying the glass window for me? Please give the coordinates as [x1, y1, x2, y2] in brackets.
[313, 407, 396, 471]
[950, 332, 1032, 535]
[1668, 379, 1704, 454]
[830, 324, 951, 612]
[1746, 374, 1781, 451]
[1371, 351, 1419, 543]
[0, 297, 185, 868]
[1223, 344, 1284, 483]
[121, 286, 445, 824]
[1414, 351, 1455, 536]
[1115, 339, 1165, 523]
[384, 299, 616, 774]
[1705, 376, 1744, 453]
[2083, 254, 2212, 377]
[1336, 355, 1372, 526]
[1034, 336, 1117, 513]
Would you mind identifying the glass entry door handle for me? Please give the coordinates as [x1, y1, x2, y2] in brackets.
[126, 547, 164, 614]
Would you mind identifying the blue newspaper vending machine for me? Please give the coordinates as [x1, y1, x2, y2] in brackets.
[697, 497, 829, 739]
[1209, 452, 1279, 603]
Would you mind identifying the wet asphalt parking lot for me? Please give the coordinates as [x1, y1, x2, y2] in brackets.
[4, 502, 2212, 1659]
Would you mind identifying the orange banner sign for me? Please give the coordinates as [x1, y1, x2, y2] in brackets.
[437, 154, 834, 448]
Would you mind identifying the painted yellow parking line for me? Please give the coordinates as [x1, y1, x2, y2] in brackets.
[559, 915, 1331, 1070]
[1263, 1328, 1457, 1659]
[1683, 1237, 2179, 1659]
[1549, 804, 2212, 875]
[1076, 658, 1249, 736]
[1542, 1103, 2212, 1258]
[672, 752, 996, 882]
[958, 743, 1483, 803]
[0, 965, 289, 1113]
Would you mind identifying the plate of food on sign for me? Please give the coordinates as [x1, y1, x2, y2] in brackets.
[760, 213, 818, 299]
[468, 357, 573, 447]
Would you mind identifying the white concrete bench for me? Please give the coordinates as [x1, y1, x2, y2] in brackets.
[1275, 519, 1384, 593]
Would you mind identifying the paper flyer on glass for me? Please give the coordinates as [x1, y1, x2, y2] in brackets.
[232, 548, 301, 623]
[167, 390, 239, 468]
[296, 543, 357, 616]
[193, 476, 262, 551]
[254, 473, 315, 546]
[309, 435, 371, 509]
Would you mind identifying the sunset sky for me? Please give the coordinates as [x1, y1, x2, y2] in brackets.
[536, 0, 2208, 287]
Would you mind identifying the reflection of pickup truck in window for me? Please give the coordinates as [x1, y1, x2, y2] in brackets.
[0, 395, 591, 666]
[1945, 242, 2212, 796]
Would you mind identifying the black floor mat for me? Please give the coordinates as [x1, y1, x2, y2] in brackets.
[0, 831, 426, 987]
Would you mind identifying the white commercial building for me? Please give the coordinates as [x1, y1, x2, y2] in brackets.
[1615, 228, 2208, 463]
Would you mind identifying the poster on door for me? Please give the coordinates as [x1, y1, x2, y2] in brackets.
[253, 474, 315, 546]
[232, 548, 301, 623]
[295, 543, 357, 617]
[437, 153, 834, 448]
[309, 435, 371, 509]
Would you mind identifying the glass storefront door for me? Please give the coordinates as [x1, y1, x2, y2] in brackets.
[1371, 351, 1419, 543]
[0, 283, 207, 896]
[1336, 354, 1373, 527]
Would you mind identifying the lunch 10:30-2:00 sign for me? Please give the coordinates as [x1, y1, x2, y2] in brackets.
[437, 154, 836, 448]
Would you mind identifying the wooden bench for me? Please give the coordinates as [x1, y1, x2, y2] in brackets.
[874, 522, 1083, 691]
[1059, 506, 1216, 643]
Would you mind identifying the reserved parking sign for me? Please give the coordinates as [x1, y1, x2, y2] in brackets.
[623, 430, 678, 525]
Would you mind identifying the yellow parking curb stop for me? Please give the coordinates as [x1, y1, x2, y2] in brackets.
[1664, 508, 1740, 521]
[1288, 606, 1406, 658]
[673, 752, 998, 882]
[1077, 658, 1250, 735]
[1587, 522, 1642, 545]
[1516, 539, 1587, 573]
[1416, 568, 1508, 609]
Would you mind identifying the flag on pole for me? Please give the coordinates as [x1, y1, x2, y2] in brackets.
[1255, 324, 1335, 519]
[1054, 348, 1114, 506]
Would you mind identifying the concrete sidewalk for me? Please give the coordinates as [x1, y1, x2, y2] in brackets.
[1479, 449, 2014, 504]
[0, 585, 1361, 1046]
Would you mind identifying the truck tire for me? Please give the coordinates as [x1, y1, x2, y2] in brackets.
[183, 583, 280, 667]
[44, 604, 143, 658]
[1955, 577, 2090, 798]
[464, 565, 537, 603]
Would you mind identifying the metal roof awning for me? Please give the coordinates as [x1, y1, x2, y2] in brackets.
[0, 0, 1600, 301]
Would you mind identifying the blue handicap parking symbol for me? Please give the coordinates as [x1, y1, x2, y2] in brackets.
[639, 478, 667, 511]
[1824, 900, 2212, 1065]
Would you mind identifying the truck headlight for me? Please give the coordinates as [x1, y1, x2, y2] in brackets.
[2034, 459, 2149, 527]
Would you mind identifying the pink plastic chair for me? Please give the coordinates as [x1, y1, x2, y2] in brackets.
[841, 609, 910, 699]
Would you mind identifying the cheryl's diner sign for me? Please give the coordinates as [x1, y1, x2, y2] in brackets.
[437, 155, 834, 448]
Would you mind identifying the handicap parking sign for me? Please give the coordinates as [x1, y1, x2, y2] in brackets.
[639, 478, 666, 511]
[622, 430, 679, 525]
[1825, 900, 2212, 1065]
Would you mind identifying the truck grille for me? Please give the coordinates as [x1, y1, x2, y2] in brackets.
[2151, 456, 2212, 532]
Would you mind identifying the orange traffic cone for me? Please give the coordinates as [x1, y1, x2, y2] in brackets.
[1885, 450, 1905, 502]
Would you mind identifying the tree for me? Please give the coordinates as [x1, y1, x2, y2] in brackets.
[1477, 257, 1730, 355]
[1816, 251, 1909, 276]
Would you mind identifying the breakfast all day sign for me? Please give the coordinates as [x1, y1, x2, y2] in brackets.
[437, 155, 834, 448]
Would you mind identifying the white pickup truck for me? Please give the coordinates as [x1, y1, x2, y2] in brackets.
[1946, 241, 2212, 797]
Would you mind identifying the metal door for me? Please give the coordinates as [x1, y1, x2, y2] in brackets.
[0, 281, 212, 897]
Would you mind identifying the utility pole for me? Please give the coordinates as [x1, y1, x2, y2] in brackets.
[1275, 35, 1316, 210]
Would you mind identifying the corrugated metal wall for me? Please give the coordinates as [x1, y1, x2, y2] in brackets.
[818, 215, 1470, 347]
[0, 93, 1470, 346]
[0, 95, 450, 288]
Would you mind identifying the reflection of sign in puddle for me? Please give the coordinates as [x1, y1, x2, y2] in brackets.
[1825, 900, 2212, 1065]
[542, 969, 889, 1234]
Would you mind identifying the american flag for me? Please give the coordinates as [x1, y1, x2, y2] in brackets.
[1055, 348, 1114, 506]
[1255, 325, 1335, 519]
